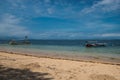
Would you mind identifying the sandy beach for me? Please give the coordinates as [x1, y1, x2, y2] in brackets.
[0, 51, 120, 80]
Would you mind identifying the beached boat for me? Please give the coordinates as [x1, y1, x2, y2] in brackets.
[86, 41, 106, 47]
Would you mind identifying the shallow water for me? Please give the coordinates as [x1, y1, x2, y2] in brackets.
[0, 40, 120, 63]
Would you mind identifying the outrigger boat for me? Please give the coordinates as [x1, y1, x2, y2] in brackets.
[86, 41, 106, 47]
[22, 36, 31, 44]
[9, 36, 31, 45]
[9, 39, 18, 45]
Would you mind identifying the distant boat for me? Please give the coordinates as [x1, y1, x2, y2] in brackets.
[9, 36, 31, 45]
[22, 36, 31, 44]
[9, 40, 18, 45]
[85, 41, 106, 47]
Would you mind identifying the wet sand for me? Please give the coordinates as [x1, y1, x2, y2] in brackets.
[0, 51, 120, 80]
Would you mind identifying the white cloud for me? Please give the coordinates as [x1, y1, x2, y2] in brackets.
[31, 30, 86, 39]
[32, 0, 76, 18]
[90, 33, 120, 38]
[81, 0, 120, 14]
[44, 0, 51, 3]
[47, 8, 54, 14]
[30, 29, 120, 39]
[0, 14, 30, 37]
[88, 22, 112, 28]
[101, 33, 120, 37]
[8, 0, 26, 9]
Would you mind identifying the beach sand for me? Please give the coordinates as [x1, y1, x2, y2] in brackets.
[0, 51, 120, 80]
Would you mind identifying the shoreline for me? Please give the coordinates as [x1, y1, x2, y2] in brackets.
[0, 44, 120, 65]
[0, 50, 120, 65]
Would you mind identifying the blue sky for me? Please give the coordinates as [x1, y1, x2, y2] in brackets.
[0, 0, 120, 39]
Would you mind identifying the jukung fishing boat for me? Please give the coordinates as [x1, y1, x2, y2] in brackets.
[85, 41, 106, 47]
[22, 36, 31, 44]
[9, 36, 31, 45]
[9, 39, 18, 45]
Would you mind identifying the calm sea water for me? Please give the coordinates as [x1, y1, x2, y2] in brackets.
[0, 40, 120, 62]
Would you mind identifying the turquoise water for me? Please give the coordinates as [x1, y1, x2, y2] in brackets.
[0, 44, 120, 58]
[0, 40, 120, 63]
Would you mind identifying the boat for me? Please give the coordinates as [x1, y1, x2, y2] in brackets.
[85, 41, 106, 47]
[9, 40, 18, 45]
[9, 36, 31, 45]
[22, 36, 31, 44]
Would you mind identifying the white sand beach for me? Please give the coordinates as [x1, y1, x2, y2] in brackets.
[0, 51, 120, 80]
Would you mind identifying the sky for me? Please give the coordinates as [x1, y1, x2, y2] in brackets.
[0, 0, 120, 39]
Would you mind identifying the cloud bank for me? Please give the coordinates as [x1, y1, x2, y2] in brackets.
[0, 14, 30, 38]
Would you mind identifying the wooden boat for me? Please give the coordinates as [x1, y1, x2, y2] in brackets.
[9, 36, 31, 45]
[22, 36, 31, 44]
[86, 41, 106, 47]
[9, 40, 18, 45]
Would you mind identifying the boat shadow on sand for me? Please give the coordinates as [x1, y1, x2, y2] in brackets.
[0, 65, 53, 80]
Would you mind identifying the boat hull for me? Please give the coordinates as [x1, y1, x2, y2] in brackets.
[86, 43, 106, 47]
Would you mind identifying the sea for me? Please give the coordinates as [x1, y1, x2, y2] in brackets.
[0, 40, 120, 64]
